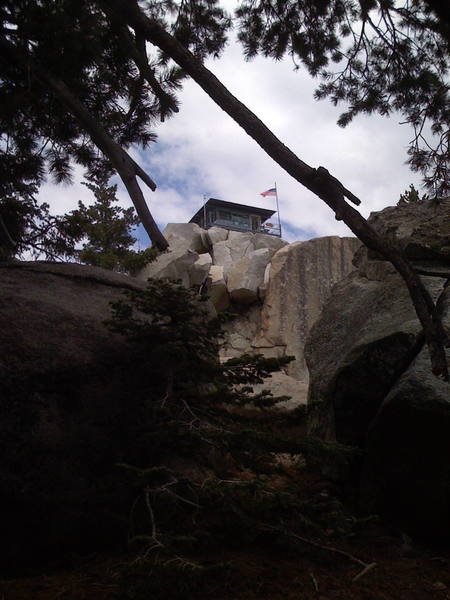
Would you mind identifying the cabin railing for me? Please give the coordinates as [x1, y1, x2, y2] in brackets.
[205, 219, 281, 237]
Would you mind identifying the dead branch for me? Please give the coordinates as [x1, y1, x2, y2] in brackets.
[309, 570, 319, 592]
[262, 524, 377, 582]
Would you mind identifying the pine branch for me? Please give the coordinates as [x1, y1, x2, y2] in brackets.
[0, 34, 169, 251]
[118, 25, 179, 121]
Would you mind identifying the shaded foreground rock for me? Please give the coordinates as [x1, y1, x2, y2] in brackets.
[305, 271, 442, 444]
[360, 331, 450, 538]
[0, 262, 160, 566]
[305, 198, 450, 538]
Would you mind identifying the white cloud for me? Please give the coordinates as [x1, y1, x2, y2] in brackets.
[39, 23, 423, 245]
[38, 164, 93, 214]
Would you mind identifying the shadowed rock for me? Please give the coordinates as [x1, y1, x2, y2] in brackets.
[305, 198, 450, 538]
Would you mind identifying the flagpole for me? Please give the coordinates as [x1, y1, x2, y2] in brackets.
[275, 182, 282, 238]
[202, 194, 207, 229]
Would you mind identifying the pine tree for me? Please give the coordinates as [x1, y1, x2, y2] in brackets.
[396, 183, 436, 206]
[66, 177, 157, 273]
[0, 174, 156, 272]
[105, 280, 363, 588]
[0, 0, 231, 250]
[0, 193, 81, 262]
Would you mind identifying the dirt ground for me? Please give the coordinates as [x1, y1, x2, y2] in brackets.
[2, 533, 450, 600]
[2, 413, 449, 599]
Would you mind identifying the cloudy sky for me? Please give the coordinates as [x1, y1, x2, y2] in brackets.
[38, 6, 424, 246]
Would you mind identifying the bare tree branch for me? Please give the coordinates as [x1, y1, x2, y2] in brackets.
[0, 214, 16, 251]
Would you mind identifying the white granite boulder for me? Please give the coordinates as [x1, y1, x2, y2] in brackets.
[164, 223, 208, 254]
[205, 226, 229, 246]
[227, 231, 256, 261]
[138, 224, 211, 286]
[139, 247, 199, 287]
[212, 241, 234, 275]
[226, 247, 274, 304]
[253, 232, 287, 252]
[207, 265, 230, 311]
[212, 231, 256, 279]
[189, 253, 212, 286]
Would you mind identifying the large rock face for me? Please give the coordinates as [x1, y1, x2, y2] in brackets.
[305, 198, 450, 538]
[0, 262, 160, 566]
[220, 236, 360, 411]
[365, 198, 450, 263]
[252, 236, 361, 382]
[0, 261, 145, 374]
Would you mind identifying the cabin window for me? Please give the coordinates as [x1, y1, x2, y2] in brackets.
[231, 213, 249, 227]
[218, 210, 232, 221]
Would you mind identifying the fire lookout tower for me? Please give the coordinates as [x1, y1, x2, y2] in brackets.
[189, 198, 281, 237]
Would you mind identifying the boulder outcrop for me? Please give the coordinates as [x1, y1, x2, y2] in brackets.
[305, 197, 450, 538]
[138, 223, 287, 296]
[190, 252, 213, 286]
[207, 264, 230, 311]
[227, 247, 275, 304]
[365, 198, 450, 263]
[139, 245, 199, 287]
[0, 262, 158, 566]
[138, 225, 360, 409]
[162, 222, 208, 253]
[252, 236, 361, 382]
[218, 236, 360, 409]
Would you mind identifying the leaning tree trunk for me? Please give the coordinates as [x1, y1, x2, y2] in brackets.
[0, 36, 169, 252]
[108, 0, 449, 379]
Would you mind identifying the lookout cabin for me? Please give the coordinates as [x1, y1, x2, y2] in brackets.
[189, 198, 281, 237]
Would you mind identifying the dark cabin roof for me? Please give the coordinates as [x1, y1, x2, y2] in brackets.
[190, 198, 276, 224]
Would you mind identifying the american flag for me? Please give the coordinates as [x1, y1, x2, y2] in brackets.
[260, 187, 276, 197]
